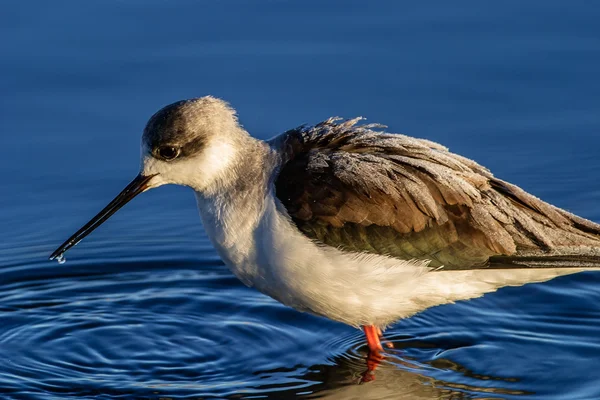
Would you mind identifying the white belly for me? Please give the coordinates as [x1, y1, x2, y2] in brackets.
[198, 192, 585, 328]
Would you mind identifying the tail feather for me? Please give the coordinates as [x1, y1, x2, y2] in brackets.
[489, 178, 600, 264]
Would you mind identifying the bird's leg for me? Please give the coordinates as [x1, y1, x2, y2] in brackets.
[363, 325, 383, 352]
[360, 325, 384, 383]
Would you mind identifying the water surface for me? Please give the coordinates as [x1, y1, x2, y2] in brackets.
[2, 1, 600, 399]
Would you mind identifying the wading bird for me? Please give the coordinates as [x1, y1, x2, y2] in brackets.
[51, 97, 600, 376]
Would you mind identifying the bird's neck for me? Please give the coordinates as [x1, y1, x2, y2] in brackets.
[193, 139, 278, 284]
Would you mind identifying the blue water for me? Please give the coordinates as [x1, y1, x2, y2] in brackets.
[2, 1, 600, 399]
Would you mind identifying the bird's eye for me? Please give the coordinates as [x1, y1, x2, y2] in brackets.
[157, 146, 180, 161]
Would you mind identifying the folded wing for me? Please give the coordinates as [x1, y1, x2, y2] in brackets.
[272, 118, 600, 269]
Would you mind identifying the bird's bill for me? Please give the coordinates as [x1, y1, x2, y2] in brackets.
[49, 173, 157, 261]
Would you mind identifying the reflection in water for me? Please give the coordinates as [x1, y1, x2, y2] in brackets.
[247, 343, 529, 400]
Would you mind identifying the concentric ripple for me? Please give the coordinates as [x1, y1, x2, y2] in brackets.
[0, 255, 330, 398]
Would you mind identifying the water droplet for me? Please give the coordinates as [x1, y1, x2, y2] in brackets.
[56, 253, 66, 264]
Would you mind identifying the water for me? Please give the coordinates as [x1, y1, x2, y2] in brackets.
[2, 1, 600, 398]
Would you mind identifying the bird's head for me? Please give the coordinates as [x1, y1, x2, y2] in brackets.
[50, 96, 247, 262]
[141, 96, 245, 191]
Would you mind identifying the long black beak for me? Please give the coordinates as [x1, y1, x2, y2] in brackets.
[49, 174, 157, 261]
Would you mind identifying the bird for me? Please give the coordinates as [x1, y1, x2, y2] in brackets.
[50, 96, 600, 359]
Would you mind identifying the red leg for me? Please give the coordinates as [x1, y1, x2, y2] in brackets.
[360, 325, 384, 383]
[363, 325, 383, 352]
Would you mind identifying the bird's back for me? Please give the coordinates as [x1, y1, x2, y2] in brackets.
[271, 118, 600, 269]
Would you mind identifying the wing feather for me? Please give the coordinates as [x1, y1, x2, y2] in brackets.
[272, 118, 600, 269]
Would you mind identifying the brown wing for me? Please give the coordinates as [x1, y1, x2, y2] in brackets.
[272, 118, 600, 269]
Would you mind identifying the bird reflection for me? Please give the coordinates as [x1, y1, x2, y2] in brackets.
[245, 340, 529, 400]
